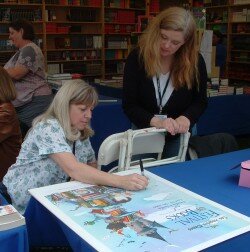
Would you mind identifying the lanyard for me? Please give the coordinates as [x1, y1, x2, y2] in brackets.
[156, 73, 171, 114]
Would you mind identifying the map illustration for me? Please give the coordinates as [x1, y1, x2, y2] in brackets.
[30, 170, 250, 252]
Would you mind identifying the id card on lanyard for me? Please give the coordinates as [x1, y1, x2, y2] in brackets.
[157, 73, 171, 114]
[155, 73, 172, 120]
[155, 114, 167, 120]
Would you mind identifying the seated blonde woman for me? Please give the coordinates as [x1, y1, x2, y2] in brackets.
[3, 79, 148, 214]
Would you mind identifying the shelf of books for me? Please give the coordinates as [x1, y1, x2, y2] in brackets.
[205, 0, 250, 88]
[44, 0, 103, 81]
[103, 0, 146, 78]
[0, 0, 43, 66]
[0, 0, 150, 84]
[228, 0, 250, 86]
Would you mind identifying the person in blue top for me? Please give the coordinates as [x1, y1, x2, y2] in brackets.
[3, 79, 148, 214]
[212, 30, 227, 77]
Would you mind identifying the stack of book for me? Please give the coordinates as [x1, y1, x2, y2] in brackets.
[218, 85, 234, 95]
[0, 204, 25, 231]
[47, 73, 72, 89]
[236, 87, 244, 95]
[244, 86, 250, 95]
[94, 76, 123, 88]
[207, 89, 219, 97]
[47, 73, 83, 89]
[218, 78, 234, 95]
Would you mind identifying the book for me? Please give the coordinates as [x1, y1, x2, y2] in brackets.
[0, 205, 25, 231]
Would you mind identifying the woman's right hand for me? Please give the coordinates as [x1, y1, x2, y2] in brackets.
[151, 116, 179, 135]
[119, 173, 149, 191]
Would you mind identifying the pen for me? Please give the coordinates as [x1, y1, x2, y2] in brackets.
[139, 158, 145, 176]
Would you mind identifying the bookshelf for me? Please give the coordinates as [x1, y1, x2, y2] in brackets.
[0, 0, 43, 66]
[204, 0, 250, 86]
[0, 0, 197, 84]
[103, 0, 146, 78]
[0, 0, 149, 82]
[44, 0, 103, 79]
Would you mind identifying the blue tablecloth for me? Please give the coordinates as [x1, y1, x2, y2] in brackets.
[91, 100, 131, 154]
[25, 149, 250, 251]
[197, 95, 250, 136]
[0, 194, 29, 252]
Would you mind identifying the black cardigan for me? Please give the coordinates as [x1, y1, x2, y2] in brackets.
[122, 49, 208, 129]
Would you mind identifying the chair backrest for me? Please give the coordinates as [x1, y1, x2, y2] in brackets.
[124, 128, 166, 169]
[124, 129, 190, 170]
[97, 132, 127, 171]
[97, 128, 191, 173]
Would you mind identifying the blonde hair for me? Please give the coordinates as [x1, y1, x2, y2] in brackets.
[33, 79, 98, 141]
[0, 66, 16, 102]
[139, 6, 199, 89]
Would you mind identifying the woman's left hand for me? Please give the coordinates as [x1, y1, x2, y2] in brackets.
[175, 116, 190, 134]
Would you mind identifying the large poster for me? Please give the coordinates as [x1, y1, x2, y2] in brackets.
[29, 170, 250, 252]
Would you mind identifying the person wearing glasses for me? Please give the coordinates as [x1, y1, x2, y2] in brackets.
[122, 6, 208, 158]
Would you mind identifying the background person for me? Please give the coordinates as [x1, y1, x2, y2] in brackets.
[122, 7, 208, 158]
[212, 30, 227, 77]
[2, 80, 148, 214]
[4, 19, 53, 137]
[0, 67, 22, 182]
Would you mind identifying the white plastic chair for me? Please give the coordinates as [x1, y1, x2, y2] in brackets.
[124, 128, 190, 170]
[97, 132, 127, 172]
[97, 127, 190, 173]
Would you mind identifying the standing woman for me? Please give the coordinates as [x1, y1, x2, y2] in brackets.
[0, 67, 22, 181]
[122, 7, 208, 158]
[4, 19, 53, 136]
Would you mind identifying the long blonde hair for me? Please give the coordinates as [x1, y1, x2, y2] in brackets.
[139, 6, 199, 89]
[33, 79, 98, 141]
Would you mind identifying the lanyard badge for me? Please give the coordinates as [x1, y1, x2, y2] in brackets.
[156, 73, 171, 114]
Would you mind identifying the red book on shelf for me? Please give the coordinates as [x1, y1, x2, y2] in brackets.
[71, 73, 83, 79]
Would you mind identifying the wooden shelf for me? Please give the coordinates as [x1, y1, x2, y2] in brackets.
[47, 48, 102, 51]
[205, 0, 250, 85]
[105, 7, 145, 11]
[0, 0, 147, 82]
[0, 3, 42, 7]
[205, 5, 229, 9]
[48, 59, 101, 63]
[45, 4, 102, 9]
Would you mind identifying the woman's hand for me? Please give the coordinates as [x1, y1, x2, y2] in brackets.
[150, 116, 178, 135]
[5, 65, 29, 80]
[119, 173, 149, 191]
[160, 118, 180, 135]
[175, 116, 190, 134]
[150, 115, 190, 135]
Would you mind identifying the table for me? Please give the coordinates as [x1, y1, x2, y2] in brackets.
[0, 194, 29, 252]
[25, 149, 250, 251]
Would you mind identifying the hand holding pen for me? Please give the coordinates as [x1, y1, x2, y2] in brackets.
[140, 158, 145, 176]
